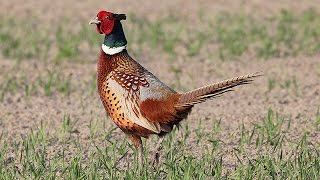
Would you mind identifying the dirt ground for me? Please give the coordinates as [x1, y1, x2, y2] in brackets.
[1, 0, 320, 175]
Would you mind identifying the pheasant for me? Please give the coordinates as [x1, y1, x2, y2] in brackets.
[89, 10, 259, 165]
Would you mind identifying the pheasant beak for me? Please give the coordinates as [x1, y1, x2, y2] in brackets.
[89, 18, 101, 25]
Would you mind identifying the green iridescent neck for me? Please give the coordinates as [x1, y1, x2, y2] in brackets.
[103, 20, 127, 48]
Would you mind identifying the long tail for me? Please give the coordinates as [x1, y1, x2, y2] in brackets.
[175, 72, 261, 110]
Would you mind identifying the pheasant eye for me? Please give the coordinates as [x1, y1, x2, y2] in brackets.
[105, 16, 110, 20]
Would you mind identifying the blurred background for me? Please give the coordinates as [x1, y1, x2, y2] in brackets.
[0, 0, 319, 178]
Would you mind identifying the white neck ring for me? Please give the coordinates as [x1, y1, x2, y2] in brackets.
[101, 44, 126, 55]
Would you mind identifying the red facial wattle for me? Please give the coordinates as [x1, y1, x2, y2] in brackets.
[100, 18, 114, 34]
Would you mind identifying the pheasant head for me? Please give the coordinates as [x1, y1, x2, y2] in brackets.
[90, 10, 127, 54]
[89, 10, 126, 34]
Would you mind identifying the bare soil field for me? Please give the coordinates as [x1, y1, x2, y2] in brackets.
[0, 0, 320, 179]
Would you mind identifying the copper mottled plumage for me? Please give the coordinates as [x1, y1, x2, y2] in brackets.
[97, 49, 186, 138]
[90, 10, 260, 165]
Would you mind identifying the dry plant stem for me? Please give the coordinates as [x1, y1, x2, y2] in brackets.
[113, 150, 129, 169]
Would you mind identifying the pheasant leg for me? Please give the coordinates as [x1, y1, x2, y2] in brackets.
[128, 134, 144, 166]
[152, 136, 164, 167]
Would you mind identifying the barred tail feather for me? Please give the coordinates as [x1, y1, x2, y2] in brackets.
[175, 72, 261, 110]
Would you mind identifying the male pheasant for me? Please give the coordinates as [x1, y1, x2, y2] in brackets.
[89, 10, 259, 165]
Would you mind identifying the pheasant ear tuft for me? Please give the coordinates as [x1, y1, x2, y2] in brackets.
[113, 14, 126, 21]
